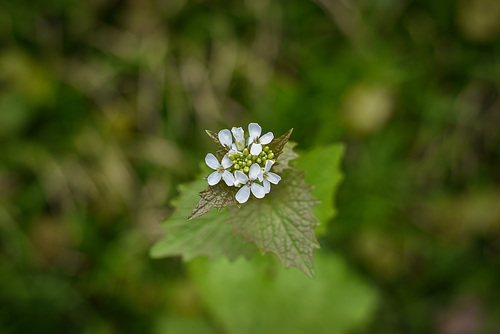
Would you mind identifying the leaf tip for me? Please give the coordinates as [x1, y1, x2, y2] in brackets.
[149, 243, 161, 259]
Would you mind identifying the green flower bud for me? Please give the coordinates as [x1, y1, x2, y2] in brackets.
[257, 158, 262, 164]
[236, 152, 241, 158]
[262, 157, 267, 162]
[251, 155, 257, 161]
[243, 148, 249, 156]
[234, 164, 240, 170]
[260, 151, 266, 157]
[264, 146, 270, 152]
[229, 154, 235, 160]
[267, 152, 274, 159]
[246, 160, 252, 166]
[243, 166, 249, 173]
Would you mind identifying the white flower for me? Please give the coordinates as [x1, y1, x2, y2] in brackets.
[258, 160, 281, 193]
[228, 144, 240, 156]
[234, 163, 266, 203]
[248, 123, 274, 156]
[231, 127, 246, 151]
[205, 153, 235, 186]
[233, 172, 241, 187]
[218, 129, 233, 151]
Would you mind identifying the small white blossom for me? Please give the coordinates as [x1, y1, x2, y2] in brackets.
[218, 129, 233, 151]
[233, 172, 241, 187]
[231, 127, 246, 151]
[248, 123, 274, 156]
[258, 160, 281, 193]
[205, 123, 281, 203]
[205, 153, 235, 186]
[228, 144, 240, 156]
[234, 163, 266, 203]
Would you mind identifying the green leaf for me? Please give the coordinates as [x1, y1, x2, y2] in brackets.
[228, 168, 320, 277]
[189, 251, 379, 334]
[272, 141, 299, 173]
[155, 314, 216, 334]
[295, 144, 344, 235]
[189, 182, 238, 220]
[150, 179, 257, 261]
[269, 128, 293, 160]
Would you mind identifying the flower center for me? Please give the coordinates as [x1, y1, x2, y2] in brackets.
[217, 167, 224, 173]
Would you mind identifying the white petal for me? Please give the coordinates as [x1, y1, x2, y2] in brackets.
[232, 127, 246, 151]
[266, 172, 281, 184]
[264, 159, 274, 172]
[207, 171, 222, 185]
[205, 153, 221, 170]
[248, 123, 261, 140]
[231, 127, 245, 142]
[234, 170, 248, 184]
[251, 182, 266, 199]
[263, 179, 271, 193]
[222, 170, 235, 186]
[236, 141, 246, 151]
[249, 163, 261, 180]
[218, 129, 233, 148]
[260, 132, 274, 144]
[229, 146, 239, 156]
[250, 143, 262, 156]
[221, 154, 233, 169]
[233, 172, 240, 186]
[258, 171, 264, 182]
[235, 185, 251, 203]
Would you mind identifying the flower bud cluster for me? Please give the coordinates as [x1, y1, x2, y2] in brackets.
[205, 123, 282, 204]
[228, 146, 275, 174]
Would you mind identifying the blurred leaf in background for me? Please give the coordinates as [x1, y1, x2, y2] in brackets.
[295, 143, 344, 235]
[189, 251, 378, 334]
[150, 178, 257, 262]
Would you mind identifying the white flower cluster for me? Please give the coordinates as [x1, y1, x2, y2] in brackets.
[205, 123, 282, 204]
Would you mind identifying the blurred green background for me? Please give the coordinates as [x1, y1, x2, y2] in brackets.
[1, 0, 500, 333]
